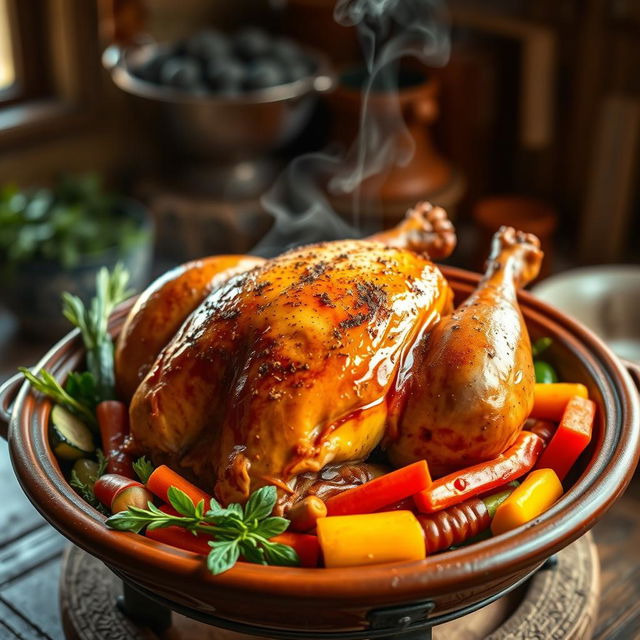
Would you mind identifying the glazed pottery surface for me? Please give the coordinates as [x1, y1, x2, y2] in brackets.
[3, 266, 639, 634]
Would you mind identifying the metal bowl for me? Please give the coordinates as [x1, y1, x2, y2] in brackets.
[1, 266, 639, 637]
[532, 266, 640, 364]
[106, 42, 335, 161]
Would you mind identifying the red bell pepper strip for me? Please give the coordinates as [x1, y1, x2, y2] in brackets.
[524, 418, 557, 446]
[325, 460, 431, 516]
[146, 464, 212, 508]
[535, 395, 596, 481]
[414, 431, 544, 513]
[97, 400, 134, 477]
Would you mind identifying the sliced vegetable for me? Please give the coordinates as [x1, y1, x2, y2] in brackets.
[271, 532, 320, 568]
[316, 511, 426, 568]
[416, 483, 517, 553]
[97, 400, 134, 477]
[50, 405, 95, 461]
[72, 458, 101, 486]
[146, 464, 212, 507]
[535, 395, 596, 481]
[94, 474, 142, 510]
[491, 468, 563, 535]
[531, 383, 589, 421]
[325, 460, 431, 516]
[414, 431, 544, 513]
[288, 496, 328, 532]
[534, 361, 558, 384]
[111, 485, 154, 514]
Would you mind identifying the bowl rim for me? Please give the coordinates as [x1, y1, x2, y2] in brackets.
[7, 265, 640, 607]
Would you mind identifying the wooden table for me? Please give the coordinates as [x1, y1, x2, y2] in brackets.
[0, 308, 638, 640]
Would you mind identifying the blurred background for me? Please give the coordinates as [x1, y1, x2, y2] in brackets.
[0, 0, 638, 353]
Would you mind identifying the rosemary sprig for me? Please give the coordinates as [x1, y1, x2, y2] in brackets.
[106, 485, 299, 575]
[62, 263, 132, 401]
[19, 367, 97, 428]
[69, 449, 108, 515]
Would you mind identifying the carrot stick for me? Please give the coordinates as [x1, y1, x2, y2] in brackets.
[97, 400, 134, 477]
[146, 464, 212, 508]
[272, 532, 321, 568]
[94, 474, 141, 508]
[325, 460, 432, 516]
[530, 383, 589, 421]
[535, 395, 596, 481]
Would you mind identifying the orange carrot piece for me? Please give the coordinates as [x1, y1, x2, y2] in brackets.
[146, 465, 212, 508]
[535, 395, 596, 481]
[97, 400, 134, 477]
[272, 532, 321, 568]
[325, 460, 432, 516]
[530, 383, 589, 421]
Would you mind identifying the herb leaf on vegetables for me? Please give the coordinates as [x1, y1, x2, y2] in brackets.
[19, 367, 97, 428]
[132, 456, 155, 484]
[62, 264, 132, 401]
[106, 484, 299, 575]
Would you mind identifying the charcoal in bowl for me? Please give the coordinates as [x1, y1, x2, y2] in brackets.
[206, 57, 245, 93]
[271, 37, 301, 63]
[243, 58, 287, 90]
[159, 56, 203, 90]
[185, 29, 231, 62]
[130, 51, 173, 83]
[234, 27, 273, 61]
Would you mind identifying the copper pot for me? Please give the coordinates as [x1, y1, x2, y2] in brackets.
[1, 267, 639, 635]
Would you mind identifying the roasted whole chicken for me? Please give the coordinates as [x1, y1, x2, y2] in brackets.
[116, 203, 543, 505]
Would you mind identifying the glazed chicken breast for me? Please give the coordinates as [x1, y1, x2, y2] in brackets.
[116, 202, 542, 505]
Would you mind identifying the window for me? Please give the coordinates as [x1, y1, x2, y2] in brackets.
[0, 0, 103, 145]
[0, 0, 14, 92]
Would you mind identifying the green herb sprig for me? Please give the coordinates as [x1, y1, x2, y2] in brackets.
[62, 264, 132, 401]
[19, 367, 97, 428]
[106, 485, 299, 575]
[132, 456, 155, 484]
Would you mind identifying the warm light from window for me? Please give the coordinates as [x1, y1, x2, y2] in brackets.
[0, 0, 14, 90]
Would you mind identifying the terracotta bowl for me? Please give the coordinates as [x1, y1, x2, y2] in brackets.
[1, 266, 639, 636]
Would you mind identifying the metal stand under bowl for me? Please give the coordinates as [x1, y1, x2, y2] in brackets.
[60, 533, 599, 640]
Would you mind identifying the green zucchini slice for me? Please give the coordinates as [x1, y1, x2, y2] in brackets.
[50, 405, 95, 461]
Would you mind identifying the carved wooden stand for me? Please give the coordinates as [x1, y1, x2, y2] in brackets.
[60, 533, 599, 640]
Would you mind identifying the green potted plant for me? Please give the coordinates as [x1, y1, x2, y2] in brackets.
[0, 173, 153, 338]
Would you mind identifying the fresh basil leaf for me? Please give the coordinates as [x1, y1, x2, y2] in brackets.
[244, 485, 277, 523]
[167, 486, 196, 517]
[194, 499, 205, 521]
[208, 497, 225, 514]
[132, 456, 155, 484]
[227, 502, 244, 518]
[105, 512, 148, 534]
[207, 540, 240, 575]
[261, 540, 299, 567]
[252, 516, 289, 539]
[240, 539, 267, 565]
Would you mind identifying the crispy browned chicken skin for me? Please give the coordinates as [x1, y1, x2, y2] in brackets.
[117, 204, 542, 504]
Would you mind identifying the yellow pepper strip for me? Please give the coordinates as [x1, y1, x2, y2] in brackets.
[530, 383, 589, 421]
[317, 511, 426, 568]
[491, 469, 563, 536]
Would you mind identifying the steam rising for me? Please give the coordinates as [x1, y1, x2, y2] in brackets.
[253, 0, 449, 256]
